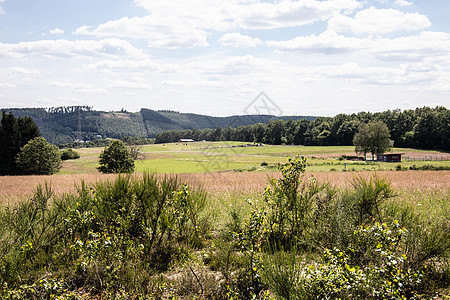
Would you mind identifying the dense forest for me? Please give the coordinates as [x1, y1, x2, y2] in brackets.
[2, 106, 448, 150]
[155, 106, 449, 151]
[1, 107, 314, 145]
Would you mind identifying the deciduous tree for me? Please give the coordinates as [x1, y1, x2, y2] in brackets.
[353, 121, 391, 160]
[16, 137, 62, 175]
[97, 140, 135, 173]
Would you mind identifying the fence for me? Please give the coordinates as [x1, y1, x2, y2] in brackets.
[404, 155, 450, 162]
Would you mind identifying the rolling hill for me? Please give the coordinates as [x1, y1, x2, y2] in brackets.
[2, 106, 316, 145]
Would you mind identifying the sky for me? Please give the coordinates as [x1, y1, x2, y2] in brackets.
[0, 0, 449, 117]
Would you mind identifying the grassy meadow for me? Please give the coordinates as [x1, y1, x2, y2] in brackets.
[58, 141, 450, 174]
[0, 142, 449, 299]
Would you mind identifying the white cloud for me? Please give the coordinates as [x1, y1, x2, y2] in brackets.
[162, 80, 225, 88]
[74, 16, 209, 49]
[49, 28, 65, 35]
[0, 83, 16, 88]
[0, 6, 4, 15]
[372, 31, 450, 62]
[109, 80, 151, 89]
[267, 30, 369, 53]
[0, 38, 146, 59]
[394, 0, 413, 7]
[0, 67, 41, 82]
[49, 81, 93, 89]
[84, 59, 179, 73]
[329, 7, 430, 35]
[75, 0, 361, 48]
[232, 0, 362, 29]
[49, 81, 110, 95]
[219, 32, 262, 47]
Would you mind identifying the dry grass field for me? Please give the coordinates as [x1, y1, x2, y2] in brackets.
[1, 170, 448, 205]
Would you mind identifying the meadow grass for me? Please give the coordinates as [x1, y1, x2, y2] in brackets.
[0, 156, 449, 298]
[55, 142, 450, 175]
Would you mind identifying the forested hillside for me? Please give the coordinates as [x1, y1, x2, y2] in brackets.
[156, 106, 449, 151]
[2, 107, 314, 145]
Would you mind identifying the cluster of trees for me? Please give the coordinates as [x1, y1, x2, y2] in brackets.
[0, 112, 62, 175]
[155, 106, 449, 150]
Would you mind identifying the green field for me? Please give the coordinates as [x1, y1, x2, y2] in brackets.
[61, 142, 450, 174]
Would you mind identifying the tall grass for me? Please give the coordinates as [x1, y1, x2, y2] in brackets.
[0, 161, 448, 299]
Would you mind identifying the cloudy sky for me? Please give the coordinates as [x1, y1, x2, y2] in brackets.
[0, 0, 449, 116]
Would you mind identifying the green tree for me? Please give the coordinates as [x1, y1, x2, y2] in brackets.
[0, 112, 40, 175]
[353, 121, 391, 160]
[16, 137, 62, 175]
[97, 140, 135, 173]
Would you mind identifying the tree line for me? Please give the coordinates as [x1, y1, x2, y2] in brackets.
[155, 106, 449, 151]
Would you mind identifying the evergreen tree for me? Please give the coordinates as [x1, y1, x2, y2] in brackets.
[0, 112, 40, 175]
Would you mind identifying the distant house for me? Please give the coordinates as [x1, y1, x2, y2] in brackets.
[377, 153, 404, 162]
[178, 139, 194, 143]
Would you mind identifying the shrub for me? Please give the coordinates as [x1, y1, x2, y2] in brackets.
[263, 157, 328, 249]
[61, 148, 80, 160]
[0, 174, 210, 297]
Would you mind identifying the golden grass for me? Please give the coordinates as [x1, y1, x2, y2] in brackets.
[1, 170, 448, 205]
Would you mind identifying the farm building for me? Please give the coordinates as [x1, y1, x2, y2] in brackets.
[377, 153, 404, 162]
[178, 139, 194, 142]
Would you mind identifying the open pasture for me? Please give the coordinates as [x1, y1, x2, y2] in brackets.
[1, 142, 448, 204]
[60, 142, 450, 174]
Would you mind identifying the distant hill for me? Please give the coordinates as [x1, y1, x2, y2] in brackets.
[1, 106, 316, 145]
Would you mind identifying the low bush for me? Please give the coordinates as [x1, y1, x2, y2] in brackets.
[61, 148, 80, 160]
[0, 174, 210, 298]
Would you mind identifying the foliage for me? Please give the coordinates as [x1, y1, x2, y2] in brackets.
[16, 137, 62, 175]
[0, 156, 449, 298]
[0, 111, 40, 175]
[263, 221, 424, 300]
[230, 200, 267, 298]
[0, 174, 210, 298]
[97, 140, 135, 173]
[4, 106, 448, 151]
[353, 121, 391, 160]
[156, 106, 448, 151]
[263, 157, 329, 249]
[61, 148, 80, 160]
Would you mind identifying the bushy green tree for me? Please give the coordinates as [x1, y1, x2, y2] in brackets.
[97, 140, 135, 173]
[353, 121, 391, 160]
[0, 112, 40, 175]
[16, 137, 62, 175]
[60, 148, 80, 160]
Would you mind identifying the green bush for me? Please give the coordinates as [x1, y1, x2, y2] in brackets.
[0, 174, 210, 297]
[61, 148, 80, 160]
[97, 140, 134, 173]
[16, 137, 62, 175]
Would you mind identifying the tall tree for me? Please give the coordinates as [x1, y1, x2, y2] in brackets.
[353, 121, 391, 160]
[0, 112, 40, 175]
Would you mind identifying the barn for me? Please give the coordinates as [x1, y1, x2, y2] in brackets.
[377, 153, 404, 162]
